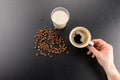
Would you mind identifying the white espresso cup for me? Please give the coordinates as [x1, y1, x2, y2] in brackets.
[69, 27, 94, 48]
[51, 7, 70, 29]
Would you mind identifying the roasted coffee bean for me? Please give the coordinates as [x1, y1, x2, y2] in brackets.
[34, 28, 68, 58]
[35, 53, 39, 56]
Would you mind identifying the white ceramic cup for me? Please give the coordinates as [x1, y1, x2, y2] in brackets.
[69, 27, 94, 48]
[51, 7, 70, 29]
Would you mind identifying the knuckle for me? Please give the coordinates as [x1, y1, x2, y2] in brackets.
[98, 39, 102, 41]
[110, 45, 113, 49]
[98, 38, 102, 41]
[108, 44, 113, 49]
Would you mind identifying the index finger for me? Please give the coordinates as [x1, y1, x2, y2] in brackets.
[92, 39, 108, 46]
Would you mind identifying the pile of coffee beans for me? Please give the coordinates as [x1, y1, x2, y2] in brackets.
[34, 28, 68, 58]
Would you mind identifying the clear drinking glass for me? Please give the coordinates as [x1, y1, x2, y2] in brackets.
[51, 7, 70, 29]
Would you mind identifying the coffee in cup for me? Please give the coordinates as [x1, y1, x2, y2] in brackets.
[69, 27, 94, 48]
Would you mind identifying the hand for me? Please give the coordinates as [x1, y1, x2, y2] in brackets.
[87, 39, 114, 69]
[87, 39, 120, 80]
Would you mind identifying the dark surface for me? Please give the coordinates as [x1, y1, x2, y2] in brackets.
[0, 0, 120, 80]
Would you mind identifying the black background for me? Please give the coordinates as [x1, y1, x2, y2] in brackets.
[0, 0, 120, 80]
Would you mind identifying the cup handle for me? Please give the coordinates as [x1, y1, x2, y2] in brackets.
[89, 41, 94, 46]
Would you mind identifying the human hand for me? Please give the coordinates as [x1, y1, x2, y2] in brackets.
[87, 39, 114, 69]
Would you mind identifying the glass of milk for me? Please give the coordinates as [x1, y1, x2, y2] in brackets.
[51, 7, 70, 29]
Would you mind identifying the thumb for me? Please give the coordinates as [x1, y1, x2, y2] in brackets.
[87, 45, 99, 57]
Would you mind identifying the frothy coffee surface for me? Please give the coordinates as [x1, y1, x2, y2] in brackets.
[74, 30, 88, 45]
[71, 28, 90, 48]
[69, 27, 91, 48]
